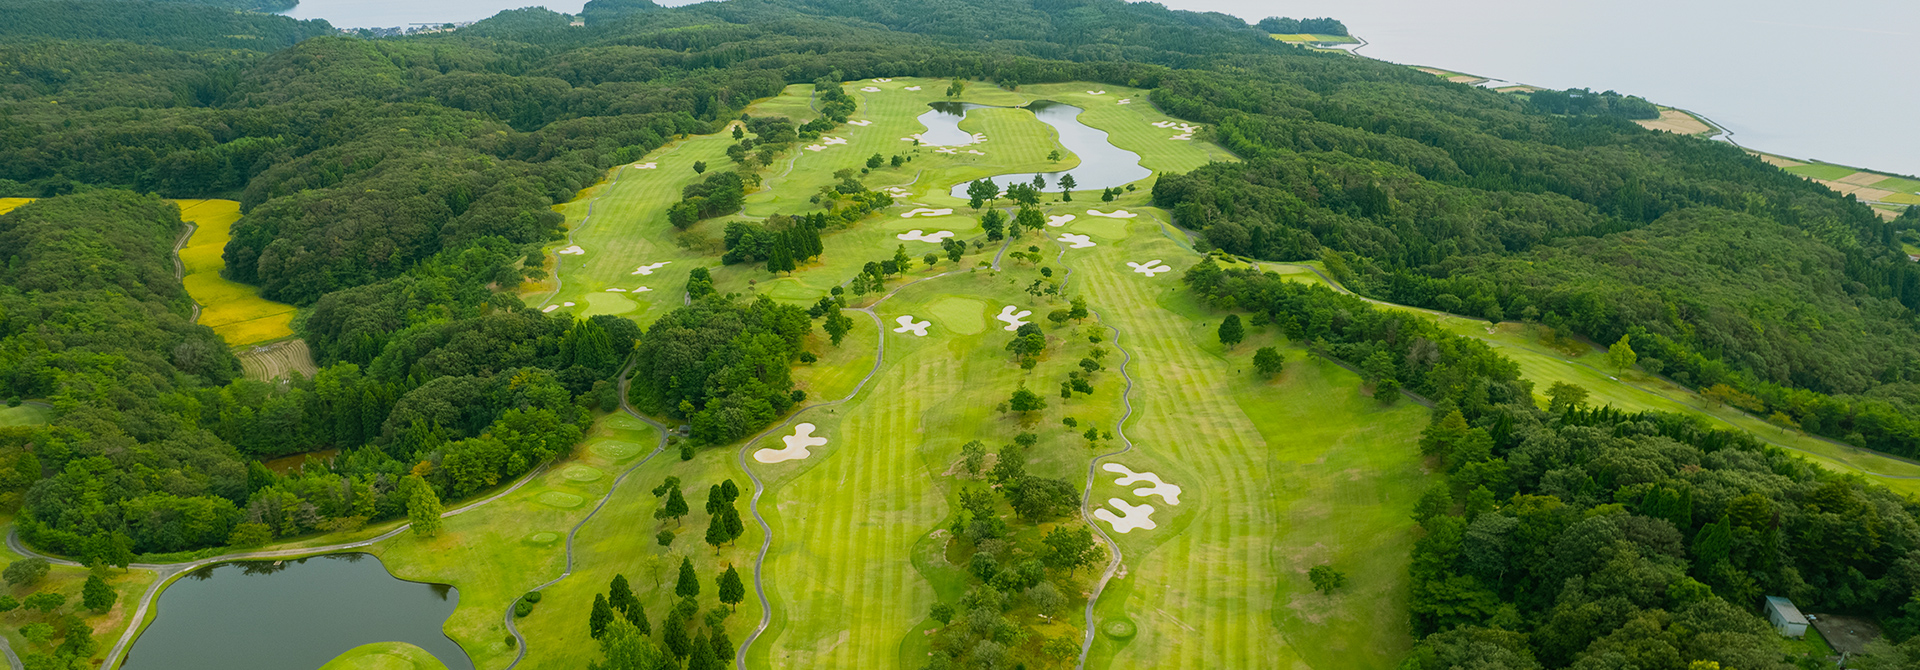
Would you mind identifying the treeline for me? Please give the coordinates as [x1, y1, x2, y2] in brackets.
[0, 0, 330, 49]
[628, 293, 811, 447]
[1528, 87, 1659, 120]
[1255, 16, 1348, 36]
[1146, 56, 1920, 458]
[1185, 260, 1920, 669]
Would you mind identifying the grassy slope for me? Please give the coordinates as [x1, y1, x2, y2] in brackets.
[0, 516, 157, 667]
[366, 413, 663, 670]
[173, 199, 298, 346]
[318, 641, 452, 670]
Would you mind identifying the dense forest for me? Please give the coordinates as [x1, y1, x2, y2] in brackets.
[4, 0, 1920, 665]
[1185, 259, 1920, 669]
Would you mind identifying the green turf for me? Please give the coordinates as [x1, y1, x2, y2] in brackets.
[0, 515, 158, 668]
[1869, 174, 1920, 195]
[1782, 163, 1859, 181]
[0, 404, 51, 426]
[317, 641, 453, 670]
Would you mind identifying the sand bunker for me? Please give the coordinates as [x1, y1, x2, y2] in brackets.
[861, 86, 881, 92]
[1103, 463, 1182, 505]
[636, 162, 658, 169]
[897, 229, 955, 243]
[893, 315, 931, 336]
[884, 186, 912, 197]
[632, 287, 653, 293]
[1087, 90, 1106, 95]
[873, 78, 893, 83]
[754, 423, 827, 464]
[1152, 121, 1199, 140]
[1128, 260, 1172, 277]
[996, 305, 1032, 331]
[563, 302, 575, 307]
[806, 145, 826, 152]
[1086, 209, 1137, 218]
[631, 261, 671, 275]
[1094, 499, 1158, 533]
[606, 288, 626, 292]
[908, 131, 987, 148]
[1116, 99, 1132, 105]
[905, 86, 922, 91]
[1057, 233, 1096, 249]
[823, 137, 848, 145]
[557, 245, 586, 255]
[900, 208, 953, 218]
[541, 305, 559, 313]
[934, 147, 957, 154]
[1047, 214, 1077, 227]
[965, 149, 984, 155]
[847, 120, 872, 126]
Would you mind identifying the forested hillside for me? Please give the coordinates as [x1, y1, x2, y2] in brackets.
[3, 0, 1920, 666]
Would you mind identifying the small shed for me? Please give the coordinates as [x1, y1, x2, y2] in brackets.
[1766, 596, 1808, 638]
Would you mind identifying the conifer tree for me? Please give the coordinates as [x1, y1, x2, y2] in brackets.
[656, 487, 689, 525]
[590, 592, 615, 639]
[676, 558, 700, 598]
[718, 566, 746, 611]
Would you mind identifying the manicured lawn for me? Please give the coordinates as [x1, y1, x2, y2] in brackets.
[0, 404, 50, 426]
[0, 515, 158, 668]
[318, 642, 452, 670]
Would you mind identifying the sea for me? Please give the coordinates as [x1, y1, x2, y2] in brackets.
[281, 0, 1920, 177]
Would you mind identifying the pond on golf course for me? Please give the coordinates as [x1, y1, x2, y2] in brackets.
[925, 100, 1152, 198]
[122, 553, 473, 670]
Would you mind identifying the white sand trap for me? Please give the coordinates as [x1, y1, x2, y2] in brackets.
[823, 137, 848, 145]
[1094, 499, 1158, 533]
[847, 120, 873, 126]
[900, 208, 953, 218]
[934, 147, 957, 154]
[1087, 90, 1106, 95]
[806, 145, 826, 152]
[896, 229, 955, 243]
[1127, 260, 1172, 277]
[754, 423, 827, 464]
[635, 162, 658, 169]
[861, 86, 881, 92]
[1057, 233, 1096, 249]
[1171, 134, 1192, 141]
[541, 305, 559, 313]
[884, 186, 912, 197]
[1103, 463, 1183, 505]
[557, 245, 585, 255]
[605, 288, 626, 292]
[872, 78, 893, 83]
[631, 261, 671, 275]
[995, 305, 1032, 331]
[563, 302, 575, 307]
[632, 286, 653, 293]
[1047, 214, 1076, 227]
[1116, 99, 1132, 105]
[1086, 209, 1137, 218]
[893, 315, 931, 336]
[905, 86, 922, 91]
[965, 150, 985, 155]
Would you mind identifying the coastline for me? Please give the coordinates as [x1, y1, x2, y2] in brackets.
[1313, 35, 1919, 219]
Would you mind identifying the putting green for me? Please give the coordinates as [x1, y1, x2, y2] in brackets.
[604, 414, 646, 431]
[535, 491, 584, 509]
[523, 532, 561, 546]
[925, 297, 986, 334]
[580, 292, 636, 316]
[561, 465, 604, 482]
[318, 642, 452, 670]
[1103, 618, 1138, 640]
[589, 441, 640, 460]
[1065, 212, 1130, 240]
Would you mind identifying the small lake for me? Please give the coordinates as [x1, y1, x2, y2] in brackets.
[933, 100, 1152, 198]
[123, 553, 472, 670]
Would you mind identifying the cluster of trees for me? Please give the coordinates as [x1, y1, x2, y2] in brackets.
[720, 213, 825, 271]
[581, 475, 752, 670]
[1, 557, 114, 669]
[1185, 260, 1920, 669]
[1253, 16, 1348, 36]
[930, 432, 1102, 669]
[1527, 88, 1661, 120]
[628, 291, 812, 446]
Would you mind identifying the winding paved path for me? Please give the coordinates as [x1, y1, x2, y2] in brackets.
[502, 360, 669, 668]
[170, 220, 201, 324]
[1075, 312, 1138, 668]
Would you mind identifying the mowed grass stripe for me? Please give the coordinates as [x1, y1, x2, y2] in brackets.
[1075, 241, 1292, 669]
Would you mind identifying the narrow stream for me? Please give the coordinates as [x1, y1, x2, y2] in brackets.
[122, 553, 471, 670]
[927, 100, 1152, 197]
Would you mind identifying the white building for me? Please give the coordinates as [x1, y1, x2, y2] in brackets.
[1766, 596, 1808, 638]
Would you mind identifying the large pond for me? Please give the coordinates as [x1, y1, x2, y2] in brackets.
[123, 553, 472, 670]
[931, 100, 1152, 198]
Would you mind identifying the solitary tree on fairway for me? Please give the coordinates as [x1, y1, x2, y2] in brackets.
[1609, 335, 1637, 372]
[404, 475, 443, 538]
[656, 487, 690, 525]
[947, 77, 965, 97]
[718, 566, 746, 610]
[676, 558, 701, 598]
[732, 126, 744, 140]
[1009, 385, 1047, 414]
[590, 593, 615, 639]
[82, 574, 114, 613]
[1308, 564, 1348, 595]
[1059, 174, 1076, 201]
[657, 530, 675, 547]
[1217, 314, 1244, 348]
[693, 161, 707, 174]
[1254, 347, 1283, 377]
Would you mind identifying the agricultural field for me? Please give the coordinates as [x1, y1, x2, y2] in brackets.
[0, 198, 29, 216]
[173, 199, 300, 346]
[237, 339, 320, 382]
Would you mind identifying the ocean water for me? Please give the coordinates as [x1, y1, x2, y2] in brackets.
[283, 0, 1920, 177]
